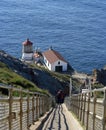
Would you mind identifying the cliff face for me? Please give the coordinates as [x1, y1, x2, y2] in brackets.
[92, 68, 106, 85]
[0, 50, 70, 95]
[0, 50, 35, 81]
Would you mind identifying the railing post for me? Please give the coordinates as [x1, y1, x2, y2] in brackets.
[75, 96, 77, 115]
[36, 94, 39, 120]
[92, 91, 97, 130]
[45, 96, 48, 111]
[27, 91, 29, 130]
[40, 95, 43, 115]
[20, 89, 23, 130]
[44, 96, 47, 113]
[43, 96, 45, 114]
[32, 93, 35, 124]
[80, 93, 83, 121]
[78, 94, 81, 119]
[102, 89, 106, 130]
[46, 96, 51, 111]
[78, 94, 80, 119]
[71, 96, 73, 112]
[86, 92, 90, 130]
[82, 93, 86, 125]
[39, 95, 41, 117]
[42, 95, 44, 115]
[8, 88, 13, 130]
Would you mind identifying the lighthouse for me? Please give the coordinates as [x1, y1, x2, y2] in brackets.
[21, 39, 33, 62]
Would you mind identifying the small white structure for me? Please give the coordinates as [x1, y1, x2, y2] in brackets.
[82, 77, 92, 93]
[21, 39, 33, 62]
[33, 51, 43, 64]
[43, 48, 68, 72]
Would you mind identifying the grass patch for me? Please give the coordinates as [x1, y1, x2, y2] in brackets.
[0, 62, 48, 95]
[31, 64, 71, 82]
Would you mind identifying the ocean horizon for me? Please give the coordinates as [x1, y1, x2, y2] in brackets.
[0, 0, 106, 74]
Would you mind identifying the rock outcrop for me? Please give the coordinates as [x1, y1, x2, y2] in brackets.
[92, 68, 106, 85]
[0, 50, 69, 95]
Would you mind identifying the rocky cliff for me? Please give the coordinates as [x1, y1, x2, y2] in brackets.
[0, 50, 71, 95]
[92, 68, 106, 86]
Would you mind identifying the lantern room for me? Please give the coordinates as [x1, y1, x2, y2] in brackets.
[21, 39, 33, 62]
[22, 38, 33, 53]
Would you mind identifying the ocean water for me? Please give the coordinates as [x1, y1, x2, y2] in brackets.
[0, 0, 106, 74]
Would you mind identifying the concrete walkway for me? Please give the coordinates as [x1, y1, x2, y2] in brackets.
[30, 104, 84, 130]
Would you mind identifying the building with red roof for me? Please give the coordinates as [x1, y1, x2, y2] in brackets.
[43, 48, 68, 72]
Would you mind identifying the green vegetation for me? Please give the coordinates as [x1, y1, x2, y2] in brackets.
[0, 61, 81, 96]
[92, 83, 104, 89]
[30, 63, 70, 83]
[30, 63, 81, 93]
[71, 77, 82, 93]
[0, 62, 48, 95]
[72, 77, 82, 87]
[92, 83, 104, 98]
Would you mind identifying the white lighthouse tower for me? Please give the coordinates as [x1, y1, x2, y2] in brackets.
[21, 39, 33, 62]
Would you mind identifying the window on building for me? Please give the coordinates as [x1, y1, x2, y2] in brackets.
[58, 61, 60, 65]
[45, 59, 47, 63]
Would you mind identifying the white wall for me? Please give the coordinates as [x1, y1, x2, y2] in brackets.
[43, 56, 51, 70]
[51, 60, 67, 71]
[22, 53, 33, 60]
[43, 56, 67, 71]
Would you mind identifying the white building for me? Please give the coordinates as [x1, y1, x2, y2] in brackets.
[21, 39, 33, 62]
[43, 48, 68, 72]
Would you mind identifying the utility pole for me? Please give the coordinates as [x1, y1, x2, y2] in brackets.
[89, 78, 91, 91]
[85, 76, 91, 91]
[69, 78, 72, 97]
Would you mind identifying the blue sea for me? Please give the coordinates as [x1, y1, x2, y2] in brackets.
[0, 0, 106, 74]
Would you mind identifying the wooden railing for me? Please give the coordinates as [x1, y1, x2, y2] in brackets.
[0, 83, 52, 130]
[65, 87, 106, 130]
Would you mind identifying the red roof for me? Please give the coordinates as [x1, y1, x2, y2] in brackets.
[43, 49, 67, 64]
[22, 39, 33, 46]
